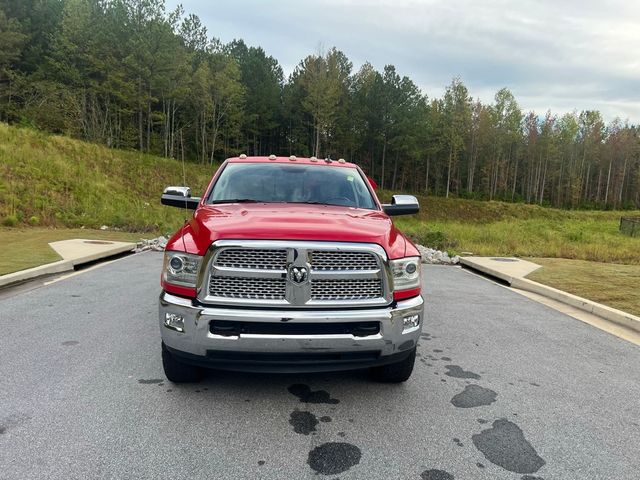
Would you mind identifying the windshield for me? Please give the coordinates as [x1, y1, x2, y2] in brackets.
[207, 163, 378, 210]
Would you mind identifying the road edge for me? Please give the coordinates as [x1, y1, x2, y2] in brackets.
[0, 260, 74, 288]
[460, 257, 640, 334]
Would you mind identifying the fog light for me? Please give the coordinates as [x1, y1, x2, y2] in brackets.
[402, 314, 420, 330]
[164, 313, 185, 332]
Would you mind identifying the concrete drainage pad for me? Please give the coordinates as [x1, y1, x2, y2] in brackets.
[49, 239, 136, 266]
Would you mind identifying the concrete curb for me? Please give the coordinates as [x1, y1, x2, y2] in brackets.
[460, 257, 640, 334]
[511, 277, 640, 334]
[0, 240, 136, 289]
[459, 257, 515, 284]
[0, 260, 74, 288]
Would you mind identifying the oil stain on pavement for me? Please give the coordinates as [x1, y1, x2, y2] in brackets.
[472, 419, 545, 474]
[444, 365, 481, 379]
[420, 469, 454, 479]
[288, 384, 340, 404]
[289, 411, 319, 435]
[307, 442, 361, 475]
[450, 385, 498, 408]
[0, 413, 31, 435]
[61, 340, 79, 346]
[137, 378, 164, 384]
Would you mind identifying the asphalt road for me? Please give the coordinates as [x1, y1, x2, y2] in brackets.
[1, 252, 639, 480]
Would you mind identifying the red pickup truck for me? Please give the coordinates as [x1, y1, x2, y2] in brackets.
[159, 155, 424, 383]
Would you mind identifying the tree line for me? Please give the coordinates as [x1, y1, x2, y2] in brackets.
[1, 0, 639, 209]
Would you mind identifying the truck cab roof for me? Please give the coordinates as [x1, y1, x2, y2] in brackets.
[226, 155, 359, 168]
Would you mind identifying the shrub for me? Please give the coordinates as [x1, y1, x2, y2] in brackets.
[421, 230, 449, 250]
[2, 215, 18, 227]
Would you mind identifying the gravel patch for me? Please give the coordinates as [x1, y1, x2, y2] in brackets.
[134, 236, 167, 253]
[416, 244, 460, 265]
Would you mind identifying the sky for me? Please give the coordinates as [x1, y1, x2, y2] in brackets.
[167, 0, 640, 123]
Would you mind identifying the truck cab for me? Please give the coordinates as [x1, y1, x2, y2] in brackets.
[159, 156, 424, 383]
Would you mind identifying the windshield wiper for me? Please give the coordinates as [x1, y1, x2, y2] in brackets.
[209, 198, 261, 204]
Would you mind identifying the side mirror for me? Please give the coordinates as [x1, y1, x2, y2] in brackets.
[382, 194, 420, 216]
[161, 186, 200, 210]
[367, 176, 378, 190]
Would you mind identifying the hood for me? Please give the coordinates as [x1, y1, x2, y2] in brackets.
[170, 203, 408, 259]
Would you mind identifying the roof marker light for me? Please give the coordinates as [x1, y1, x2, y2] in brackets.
[310, 156, 318, 162]
[289, 155, 297, 161]
[239, 153, 247, 159]
[338, 158, 346, 164]
[268, 154, 276, 160]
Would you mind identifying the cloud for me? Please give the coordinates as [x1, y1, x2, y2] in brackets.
[168, 0, 640, 121]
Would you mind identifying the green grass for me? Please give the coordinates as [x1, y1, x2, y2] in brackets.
[526, 258, 640, 316]
[0, 122, 215, 233]
[0, 227, 143, 275]
[383, 194, 640, 265]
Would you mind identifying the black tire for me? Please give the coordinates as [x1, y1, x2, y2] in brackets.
[162, 343, 203, 383]
[370, 348, 416, 383]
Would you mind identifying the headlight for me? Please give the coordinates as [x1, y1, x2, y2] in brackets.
[163, 251, 202, 288]
[389, 256, 421, 291]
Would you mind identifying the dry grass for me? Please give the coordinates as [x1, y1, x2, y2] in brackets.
[526, 258, 640, 316]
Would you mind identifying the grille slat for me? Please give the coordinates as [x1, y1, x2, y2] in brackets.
[209, 276, 286, 300]
[215, 249, 287, 270]
[310, 251, 379, 271]
[311, 279, 382, 301]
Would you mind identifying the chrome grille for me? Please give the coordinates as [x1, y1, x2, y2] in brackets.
[310, 251, 379, 271]
[311, 279, 382, 300]
[214, 248, 287, 270]
[202, 241, 390, 307]
[209, 276, 286, 300]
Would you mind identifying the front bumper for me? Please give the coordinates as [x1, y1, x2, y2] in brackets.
[159, 292, 424, 373]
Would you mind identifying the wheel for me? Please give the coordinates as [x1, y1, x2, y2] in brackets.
[370, 348, 416, 383]
[161, 342, 203, 383]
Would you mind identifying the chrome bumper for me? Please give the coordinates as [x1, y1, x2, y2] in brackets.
[159, 292, 424, 372]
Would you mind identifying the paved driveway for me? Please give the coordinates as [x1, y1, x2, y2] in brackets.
[1, 252, 638, 479]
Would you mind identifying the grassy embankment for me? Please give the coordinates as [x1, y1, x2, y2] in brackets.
[382, 193, 639, 264]
[0, 122, 214, 274]
[1, 123, 639, 314]
[0, 122, 214, 232]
